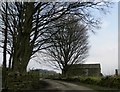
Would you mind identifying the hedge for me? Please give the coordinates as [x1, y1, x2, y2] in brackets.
[56, 76, 120, 89]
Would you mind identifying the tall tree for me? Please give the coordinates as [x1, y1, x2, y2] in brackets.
[42, 16, 89, 76]
[0, 2, 112, 72]
[2, 2, 8, 89]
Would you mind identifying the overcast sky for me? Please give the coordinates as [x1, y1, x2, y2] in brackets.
[85, 2, 118, 75]
[0, 1, 119, 75]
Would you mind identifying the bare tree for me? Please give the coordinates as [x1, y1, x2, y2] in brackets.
[0, 2, 112, 72]
[2, 2, 8, 89]
[42, 16, 89, 76]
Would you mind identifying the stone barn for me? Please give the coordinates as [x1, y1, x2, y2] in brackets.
[67, 64, 101, 77]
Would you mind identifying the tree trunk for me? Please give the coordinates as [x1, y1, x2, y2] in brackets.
[62, 67, 68, 77]
[11, 3, 34, 73]
[2, 2, 8, 89]
[12, 35, 32, 72]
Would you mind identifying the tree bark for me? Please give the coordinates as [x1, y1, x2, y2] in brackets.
[62, 66, 69, 77]
[11, 3, 34, 73]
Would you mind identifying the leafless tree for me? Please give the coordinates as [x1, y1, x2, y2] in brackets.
[42, 16, 89, 76]
[2, 2, 8, 89]
[0, 2, 112, 72]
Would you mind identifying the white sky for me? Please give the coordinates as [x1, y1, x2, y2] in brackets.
[0, 1, 119, 76]
[85, 2, 118, 75]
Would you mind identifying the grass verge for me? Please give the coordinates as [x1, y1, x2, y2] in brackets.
[65, 81, 120, 92]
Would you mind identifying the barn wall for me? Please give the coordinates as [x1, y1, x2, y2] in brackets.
[67, 64, 101, 77]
